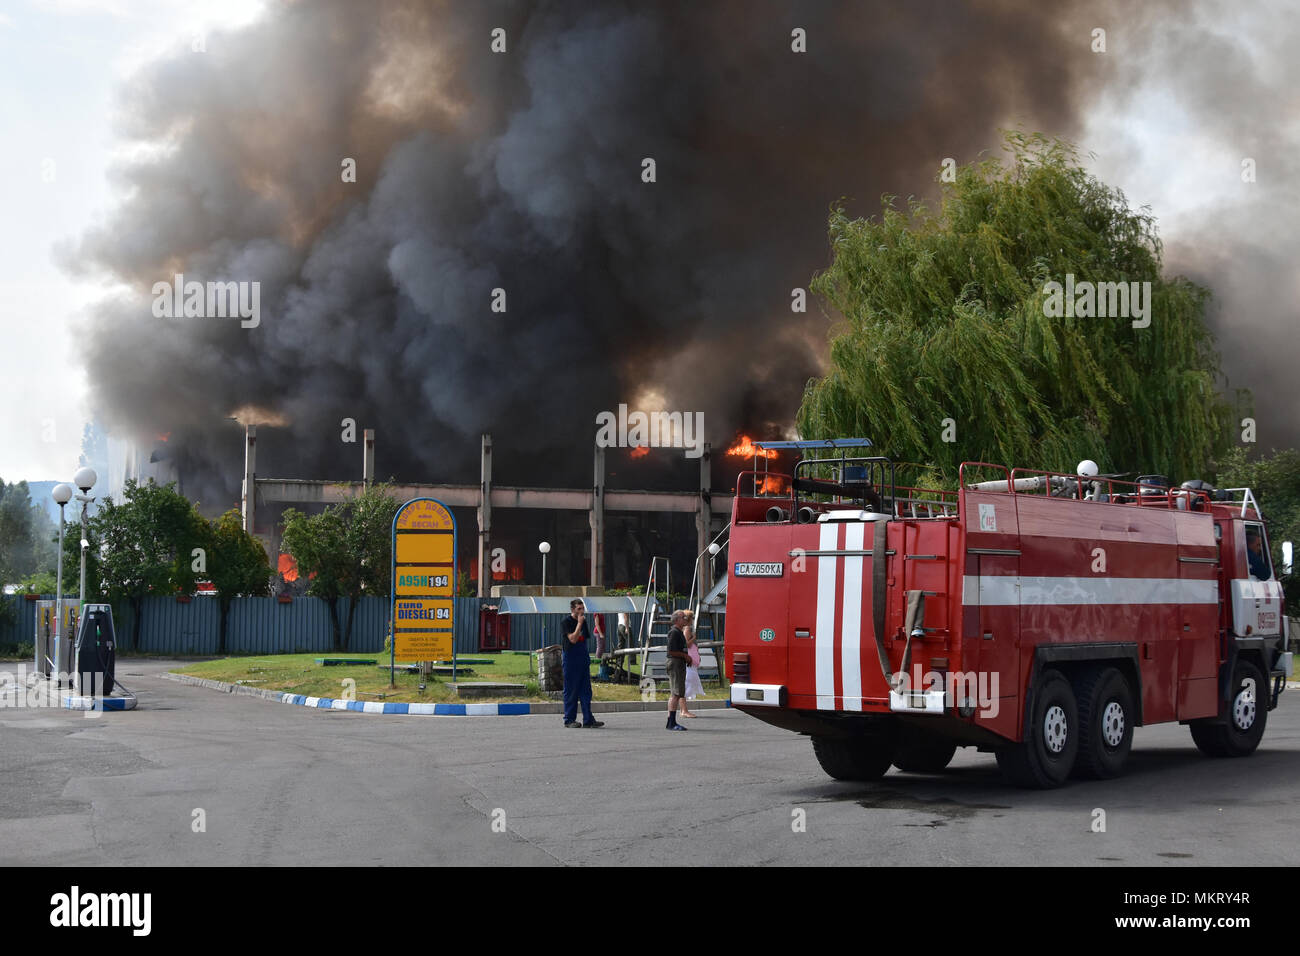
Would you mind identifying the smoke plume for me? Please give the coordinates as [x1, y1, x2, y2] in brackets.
[64, 0, 1161, 504]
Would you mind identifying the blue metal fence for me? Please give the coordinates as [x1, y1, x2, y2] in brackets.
[1, 593, 723, 657]
[0, 595, 51, 649]
[0, 594, 473, 656]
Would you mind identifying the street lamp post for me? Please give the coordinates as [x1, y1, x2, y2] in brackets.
[540, 541, 550, 597]
[51, 484, 73, 680]
[73, 467, 97, 608]
[537, 541, 551, 676]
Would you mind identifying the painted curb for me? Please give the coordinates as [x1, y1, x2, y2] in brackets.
[160, 671, 733, 717]
[62, 694, 137, 711]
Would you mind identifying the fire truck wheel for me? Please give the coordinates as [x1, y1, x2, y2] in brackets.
[1073, 667, 1134, 779]
[1190, 660, 1268, 758]
[811, 735, 896, 781]
[995, 670, 1079, 788]
[891, 728, 958, 773]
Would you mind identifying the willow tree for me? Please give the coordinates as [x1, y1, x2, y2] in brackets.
[797, 132, 1241, 485]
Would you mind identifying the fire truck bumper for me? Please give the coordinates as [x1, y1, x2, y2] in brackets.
[1273, 651, 1293, 678]
[730, 683, 787, 707]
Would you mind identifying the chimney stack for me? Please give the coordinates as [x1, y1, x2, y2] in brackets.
[242, 425, 257, 533]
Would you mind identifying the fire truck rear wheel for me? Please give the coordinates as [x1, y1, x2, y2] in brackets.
[1073, 667, 1135, 779]
[811, 735, 896, 781]
[995, 670, 1078, 788]
[1190, 660, 1268, 758]
[892, 727, 958, 773]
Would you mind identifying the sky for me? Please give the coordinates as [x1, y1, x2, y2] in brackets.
[1, 0, 1295, 493]
[0, 0, 267, 486]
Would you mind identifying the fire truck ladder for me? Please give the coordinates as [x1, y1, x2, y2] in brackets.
[638, 557, 673, 685]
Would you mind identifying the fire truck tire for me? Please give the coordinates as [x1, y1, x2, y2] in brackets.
[1190, 660, 1268, 758]
[1073, 667, 1134, 779]
[811, 735, 895, 781]
[892, 728, 958, 773]
[995, 670, 1078, 788]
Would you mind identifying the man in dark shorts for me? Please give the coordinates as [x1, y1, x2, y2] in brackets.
[665, 609, 690, 731]
[561, 599, 604, 728]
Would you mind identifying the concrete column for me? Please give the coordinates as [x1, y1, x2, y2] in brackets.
[242, 425, 257, 534]
[363, 428, 375, 485]
[590, 442, 605, 588]
[477, 434, 492, 598]
[697, 441, 712, 594]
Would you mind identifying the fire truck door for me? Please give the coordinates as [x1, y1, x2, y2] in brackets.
[968, 553, 1020, 737]
[786, 522, 827, 708]
[786, 520, 880, 711]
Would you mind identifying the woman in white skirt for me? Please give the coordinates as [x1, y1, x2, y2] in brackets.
[681, 611, 704, 717]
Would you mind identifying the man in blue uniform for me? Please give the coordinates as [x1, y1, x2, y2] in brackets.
[562, 599, 604, 728]
[1246, 526, 1271, 580]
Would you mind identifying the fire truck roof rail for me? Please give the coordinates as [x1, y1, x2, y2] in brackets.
[1221, 487, 1264, 520]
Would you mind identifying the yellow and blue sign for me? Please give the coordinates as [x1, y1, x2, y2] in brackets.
[391, 498, 456, 663]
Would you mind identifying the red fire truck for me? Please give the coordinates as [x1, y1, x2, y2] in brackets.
[725, 440, 1292, 788]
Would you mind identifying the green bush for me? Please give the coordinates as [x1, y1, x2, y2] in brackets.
[0, 641, 34, 660]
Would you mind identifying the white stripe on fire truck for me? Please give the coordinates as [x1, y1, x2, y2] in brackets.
[815, 523, 838, 710]
[960, 576, 1218, 606]
[840, 522, 864, 711]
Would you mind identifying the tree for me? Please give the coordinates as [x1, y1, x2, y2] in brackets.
[1215, 446, 1300, 615]
[0, 479, 60, 586]
[347, 484, 402, 644]
[18, 570, 59, 595]
[281, 484, 400, 652]
[280, 506, 350, 650]
[798, 132, 1239, 485]
[93, 479, 206, 649]
[203, 509, 271, 654]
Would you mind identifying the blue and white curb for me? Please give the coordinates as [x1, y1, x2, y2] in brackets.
[282, 694, 533, 716]
[161, 671, 730, 717]
[62, 694, 137, 711]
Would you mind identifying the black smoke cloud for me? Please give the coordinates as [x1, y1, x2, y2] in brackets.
[65, 0, 1108, 505]
[1084, 1, 1300, 459]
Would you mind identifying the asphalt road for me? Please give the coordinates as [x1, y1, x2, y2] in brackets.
[2, 659, 1298, 866]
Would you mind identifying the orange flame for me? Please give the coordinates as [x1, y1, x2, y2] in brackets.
[726, 434, 778, 459]
[758, 475, 787, 494]
[629, 445, 650, 459]
[278, 553, 299, 582]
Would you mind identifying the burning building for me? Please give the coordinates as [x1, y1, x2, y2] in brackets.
[242, 427, 792, 598]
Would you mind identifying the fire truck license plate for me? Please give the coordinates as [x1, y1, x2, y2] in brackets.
[734, 562, 783, 576]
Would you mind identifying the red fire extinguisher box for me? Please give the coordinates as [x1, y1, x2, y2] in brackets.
[479, 605, 511, 651]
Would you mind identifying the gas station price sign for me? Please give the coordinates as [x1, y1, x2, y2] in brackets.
[391, 498, 456, 662]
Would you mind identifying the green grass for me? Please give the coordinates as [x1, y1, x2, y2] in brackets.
[172, 651, 730, 704]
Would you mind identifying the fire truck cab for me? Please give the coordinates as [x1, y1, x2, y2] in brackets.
[725, 440, 1291, 788]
